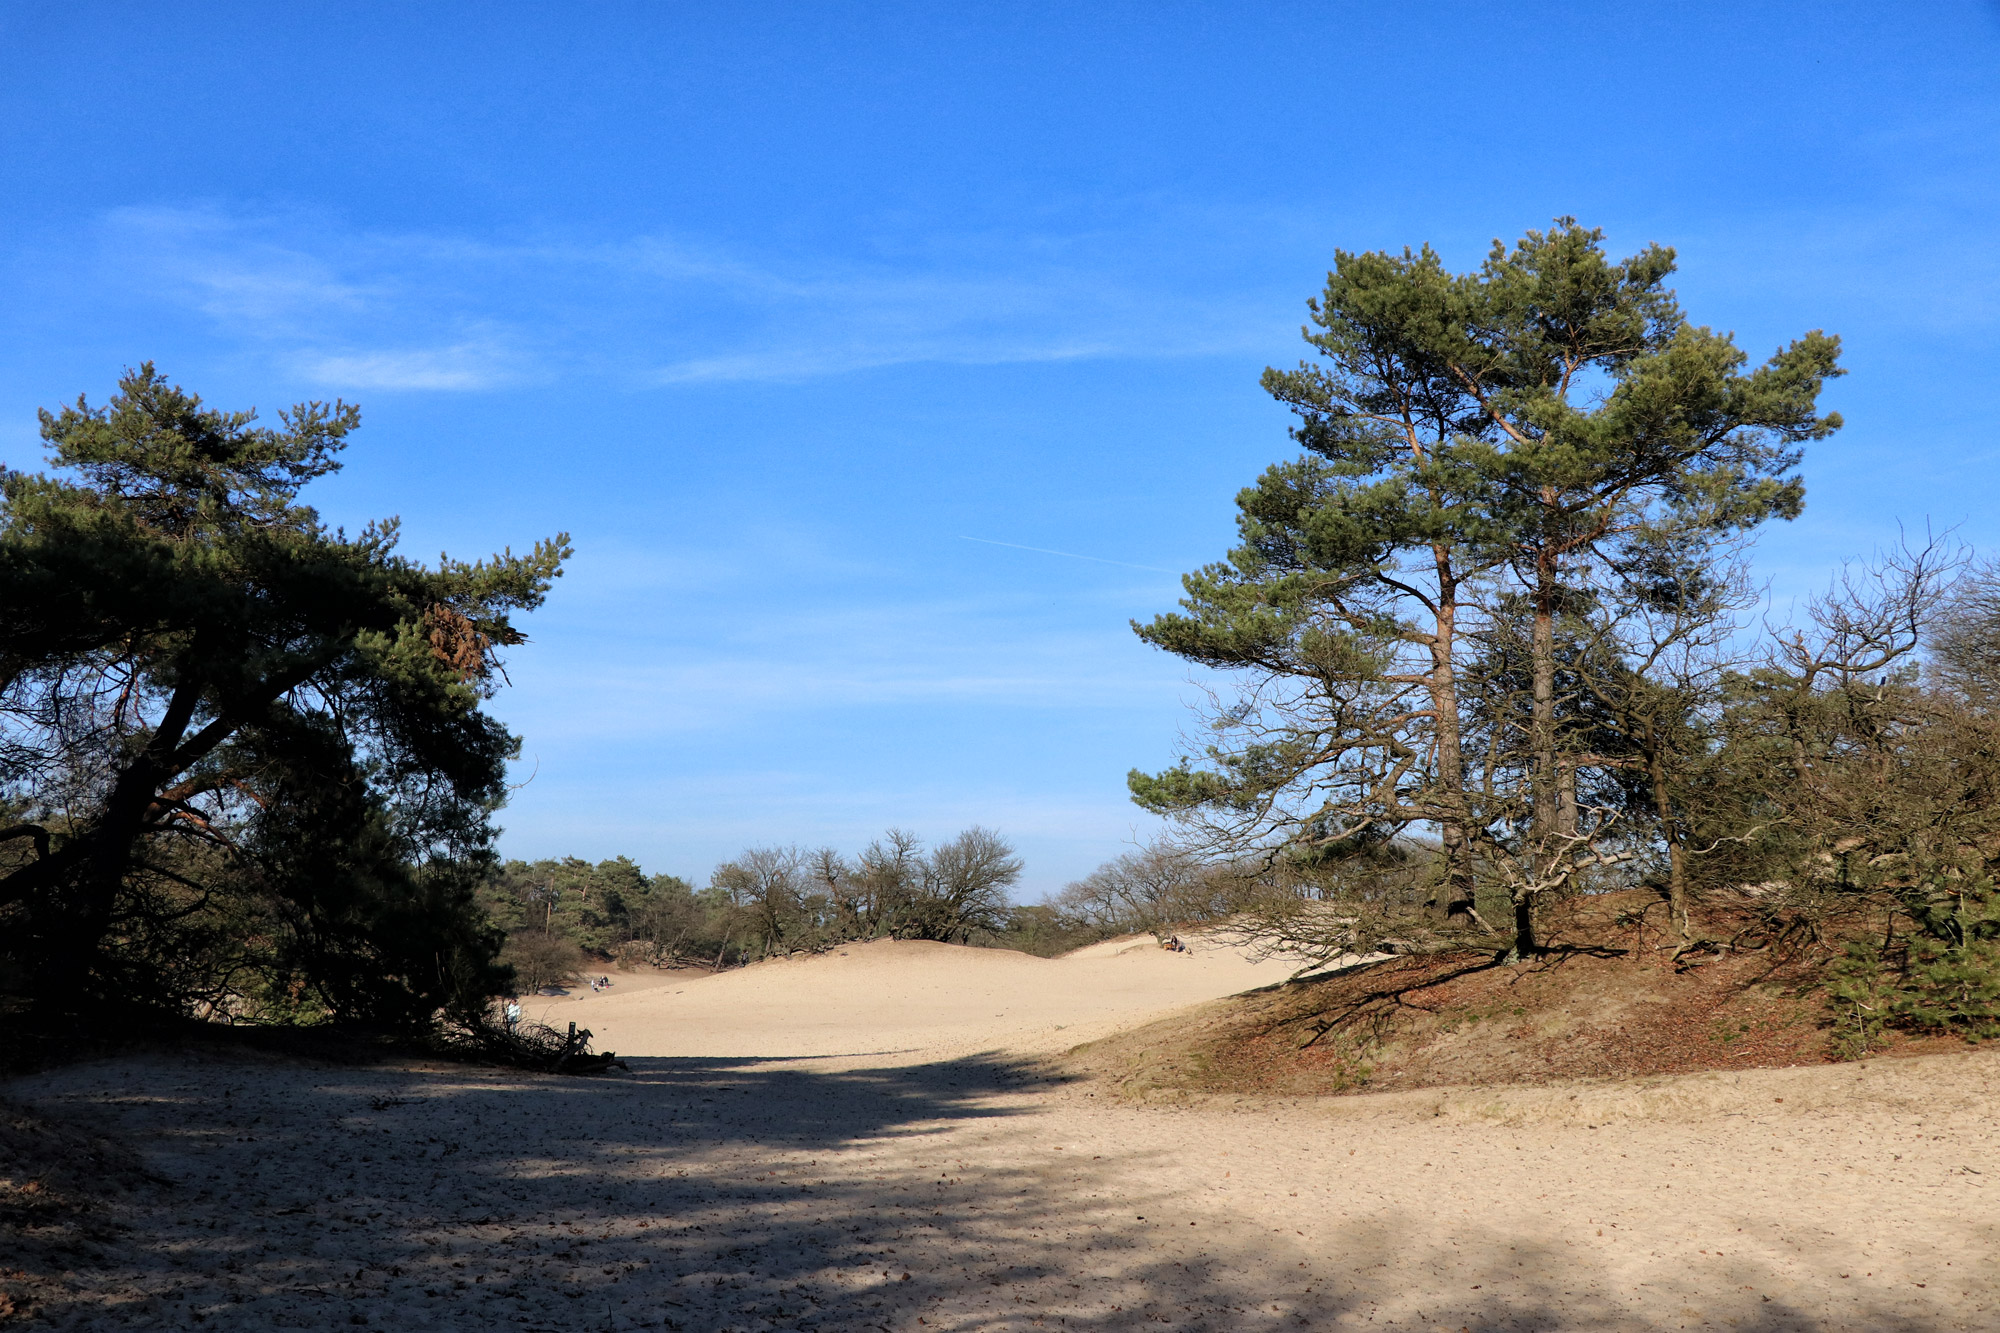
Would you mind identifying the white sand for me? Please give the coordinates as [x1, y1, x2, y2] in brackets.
[7, 937, 1997, 1330]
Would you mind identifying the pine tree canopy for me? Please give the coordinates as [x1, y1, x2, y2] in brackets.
[0, 365, 570, 1024]
[1129, 220, 1843, 949]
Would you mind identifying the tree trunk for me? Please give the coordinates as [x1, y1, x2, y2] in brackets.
[1429, 561, 1478, 924]
[1512, 890, 1537, 956]
[28, 672, 207, 997]
[1530, 569, 1560, 855]
[22, 654, 334, 1000]
[1648, 748, 1691, 947]
[1519, 560, 1561, 957]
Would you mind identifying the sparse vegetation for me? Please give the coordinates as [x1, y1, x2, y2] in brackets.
[8, 225, 1996, 1091]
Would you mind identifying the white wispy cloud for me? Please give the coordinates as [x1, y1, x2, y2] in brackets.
[89, 204, 1287, 391]
[648, 335, 1124, 385]
[289, 341, 518, 391]
[509, 653, 1180, 738]
[500, 600, 1187, 741]
[103, 206, 379, 329]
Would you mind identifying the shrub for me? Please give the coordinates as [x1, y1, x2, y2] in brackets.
[499, 932, 585, 995]
[1825, 881, 2000, 1056]
[1826, 940, 1892, 1060]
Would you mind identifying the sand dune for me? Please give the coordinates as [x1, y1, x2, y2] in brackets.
[6, 938, 1997, 1330]
[541, 934, 1299, 1063]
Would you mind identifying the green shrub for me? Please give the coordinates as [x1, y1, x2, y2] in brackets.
[1894, 933, 2000, 1041]
[1826, 881, 2000, 1056]
[1826, 940, 1891, 1060]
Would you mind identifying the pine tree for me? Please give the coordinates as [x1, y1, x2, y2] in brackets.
[0, 365, 568, 1024]
[1132, 221, 1843, 955]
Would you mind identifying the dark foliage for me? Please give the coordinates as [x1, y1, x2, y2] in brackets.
[0, 366, 567, 1031]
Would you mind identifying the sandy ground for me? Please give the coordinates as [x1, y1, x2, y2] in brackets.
[5, 937, 1997, 1330]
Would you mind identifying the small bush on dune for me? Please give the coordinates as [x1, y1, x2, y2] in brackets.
[498, 932, 586, 994]
[1826, 941, 1893, 1060]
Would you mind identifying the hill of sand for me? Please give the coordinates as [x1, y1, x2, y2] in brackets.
[5, 935, 1998, 1330]
[536, 934, 1300, 1063]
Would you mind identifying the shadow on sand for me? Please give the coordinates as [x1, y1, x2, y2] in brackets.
[3, 1049, 1958, 1332]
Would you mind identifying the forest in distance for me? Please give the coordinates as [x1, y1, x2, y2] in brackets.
[480, 821, 1294, 993]
[4, 218, 1999, 1068]
[481, 827, 1110, 993]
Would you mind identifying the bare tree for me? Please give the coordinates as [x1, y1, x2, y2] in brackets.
[1057, 841, 1245, 936]
[499, 932, 585, 995]
[1688, 535, 1967, 920]
[852, 829, 925, 939]
[702, 828, 1023, 950]
[1929, 554, 2000, 701]
[709, 847, 808, 955]
[911, 827, 1022, 942]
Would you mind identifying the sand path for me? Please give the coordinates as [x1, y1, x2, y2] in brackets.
[6, 938, 1997, 1330]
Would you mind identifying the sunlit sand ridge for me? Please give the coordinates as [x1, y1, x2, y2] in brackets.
[545, 933, 1298, 1064]
[8, 938, 1998, 1330]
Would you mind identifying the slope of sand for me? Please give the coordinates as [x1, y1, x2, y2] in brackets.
[536, 934, 1299, 1063]
[5, 937, 1998, 1330]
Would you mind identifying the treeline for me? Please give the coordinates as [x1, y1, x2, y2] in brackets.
[1120, 220, 2000, 1053]
[483, 827, 1117, 992]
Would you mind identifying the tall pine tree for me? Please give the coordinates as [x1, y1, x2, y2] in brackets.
[1132, 220, 1842, 954]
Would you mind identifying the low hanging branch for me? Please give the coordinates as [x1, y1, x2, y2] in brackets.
[0, 824, 51, 861]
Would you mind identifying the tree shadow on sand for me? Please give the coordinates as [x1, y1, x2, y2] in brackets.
[4, 1051, 1971, 1332]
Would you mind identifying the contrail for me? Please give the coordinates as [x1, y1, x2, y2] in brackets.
[957, 535, 1177, 574]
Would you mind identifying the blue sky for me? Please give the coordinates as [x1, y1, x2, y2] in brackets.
[4, 2, 1999, 896]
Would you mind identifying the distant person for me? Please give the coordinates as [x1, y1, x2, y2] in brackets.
[504, 1000, 521, 1030]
